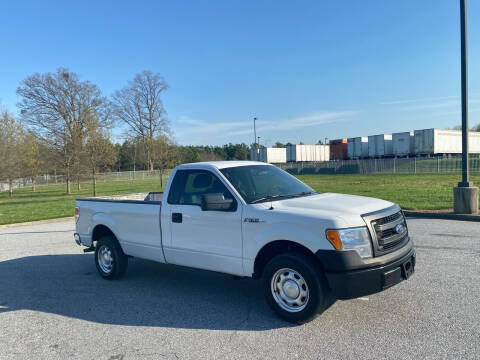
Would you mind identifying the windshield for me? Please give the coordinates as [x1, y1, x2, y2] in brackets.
[220, 165, 316, 204]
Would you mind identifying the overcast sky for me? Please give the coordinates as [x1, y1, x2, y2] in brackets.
[1, 0, 479, 146]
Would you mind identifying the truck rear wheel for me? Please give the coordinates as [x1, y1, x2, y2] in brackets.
[94, 236, 128, 280]
[263, 252, 328, 323]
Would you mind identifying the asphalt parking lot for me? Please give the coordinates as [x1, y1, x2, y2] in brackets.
[0, 218, 478, 360]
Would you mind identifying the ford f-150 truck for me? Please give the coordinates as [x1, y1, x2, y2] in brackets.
[74, 161, 415, 323]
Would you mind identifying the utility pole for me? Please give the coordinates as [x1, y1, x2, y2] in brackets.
[253, 117, 258, 161]
[454, 0, 478, 214]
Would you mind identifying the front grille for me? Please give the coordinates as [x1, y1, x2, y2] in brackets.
[382, 234, 407, 250]
[374, 211, 402, 226]
[370, 211, 408, 254]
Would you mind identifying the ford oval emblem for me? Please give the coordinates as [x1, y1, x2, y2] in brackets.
[395, 223, 406, 234]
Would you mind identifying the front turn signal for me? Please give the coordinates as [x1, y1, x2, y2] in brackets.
[326, 230, 342, 250]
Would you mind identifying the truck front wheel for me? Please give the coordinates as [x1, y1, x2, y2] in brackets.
[263, 252, 328, 323]
[94, 236, 128, 280]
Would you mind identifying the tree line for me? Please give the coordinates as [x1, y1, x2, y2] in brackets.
[0, 68, 253, 197]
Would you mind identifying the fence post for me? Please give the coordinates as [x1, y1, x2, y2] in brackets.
[393, 158, 396, 174]
[437, 157, 440, 173]
[414, 157, 417, 174]
[374, 158, 377, 173]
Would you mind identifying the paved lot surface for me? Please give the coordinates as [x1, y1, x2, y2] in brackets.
[0, 218, 478, 359]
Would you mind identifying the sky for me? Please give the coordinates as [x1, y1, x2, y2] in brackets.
[1, 0, 479, 146]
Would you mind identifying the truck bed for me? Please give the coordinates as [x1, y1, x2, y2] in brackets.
[77, 192, 163, 204]
[75, 192, 164, 262]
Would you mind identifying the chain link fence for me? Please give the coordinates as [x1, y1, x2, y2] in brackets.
[0, 169, 172, 192]
[277, 154, 480, 175]
[3, 154, 480, 192]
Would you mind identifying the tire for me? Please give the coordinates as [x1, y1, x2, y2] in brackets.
[94, 236, 128, 280]
[263, 252, 329, 323]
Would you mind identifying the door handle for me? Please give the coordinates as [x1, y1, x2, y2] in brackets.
[172, 213, 182, 223]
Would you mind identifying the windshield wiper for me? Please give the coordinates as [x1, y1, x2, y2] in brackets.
[250, 194, 289, 204]
[290, 191, 316, 198]
[250, 191, 315, 204]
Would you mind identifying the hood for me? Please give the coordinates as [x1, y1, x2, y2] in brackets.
[260, 193, 395, 219]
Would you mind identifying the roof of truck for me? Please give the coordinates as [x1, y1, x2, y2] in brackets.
[176, 161, 269, 170]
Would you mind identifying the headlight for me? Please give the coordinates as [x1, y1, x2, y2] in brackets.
[326, 227, 372, 258]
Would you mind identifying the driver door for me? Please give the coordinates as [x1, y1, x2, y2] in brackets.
[163, 169, 244, 275]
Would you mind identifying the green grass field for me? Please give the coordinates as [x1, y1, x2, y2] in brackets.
[297, 173, 479, 210]
[1, 173, 479, 225]
[0, 179, 166, 225]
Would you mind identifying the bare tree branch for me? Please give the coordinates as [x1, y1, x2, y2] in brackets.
[17, 68, 111, 193]
[112, 70, 169, 171]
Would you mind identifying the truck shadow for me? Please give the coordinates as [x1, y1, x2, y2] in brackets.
[0, 254, 333, 330]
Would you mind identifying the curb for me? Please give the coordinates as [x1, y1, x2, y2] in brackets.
[0, 217, 75, 230]
[404, 211, 480, 222]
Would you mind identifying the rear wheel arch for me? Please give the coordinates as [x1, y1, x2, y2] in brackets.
[91, 225, 121, 250]
[253, 240, 324, 279]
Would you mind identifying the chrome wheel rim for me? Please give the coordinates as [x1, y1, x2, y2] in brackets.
[271, 268, 309, 313]
[98, 245, 114, 274]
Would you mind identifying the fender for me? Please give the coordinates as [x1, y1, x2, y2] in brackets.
[243, 221, 334, 275]
[83, 212, 120, 247]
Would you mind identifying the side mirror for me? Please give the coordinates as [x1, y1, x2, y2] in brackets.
[201, 193, 235, 211]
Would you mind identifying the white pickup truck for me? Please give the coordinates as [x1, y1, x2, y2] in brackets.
[74, 161, 415, 323]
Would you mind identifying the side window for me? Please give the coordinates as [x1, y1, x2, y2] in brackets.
[167, 170, 187, 204]
[168, 170, 234, 206]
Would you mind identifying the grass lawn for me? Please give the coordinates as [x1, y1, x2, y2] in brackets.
[0, 178, 166, 225]
[297, 173, 480, 210]
[1, 173, 479, 225]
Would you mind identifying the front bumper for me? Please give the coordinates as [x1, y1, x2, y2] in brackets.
[318, 246, 416, 299]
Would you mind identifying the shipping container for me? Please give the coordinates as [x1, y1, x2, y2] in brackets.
[250, 147, 287, 163]
[347, 137, 368, 159]
[393, 132, 414, 156]
[368, 134, 393, 157]
[329, 139, 348, 160]
[286, 144, 330, 162]
[414, 128, 480, 155]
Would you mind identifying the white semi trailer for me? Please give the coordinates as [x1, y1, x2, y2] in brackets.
[250, 147, 287, 163]
[414, 129, 480, 155]
[368, 134, 393, 157]
[286, 144, 330, 162]
[347, 137, 369, 159]
[393, 132, 414, 157]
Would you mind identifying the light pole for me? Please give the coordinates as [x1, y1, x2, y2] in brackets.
[253, 117, 258, 160]
[460, 0, 470, 187]
[454, 0, 478, 214]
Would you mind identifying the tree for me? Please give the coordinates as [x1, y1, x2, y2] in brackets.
[17, 68, 110, 194]
[233, 143, 249, 159]
[84, 116, 116, 197]
[112, 70, 169, 171]
[22, 133, 45, 192]
[178, 146, 200, 164]
[0, 111, 24, 197]
[151, 135, 177, 188]
[274, 142, 285, 148]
